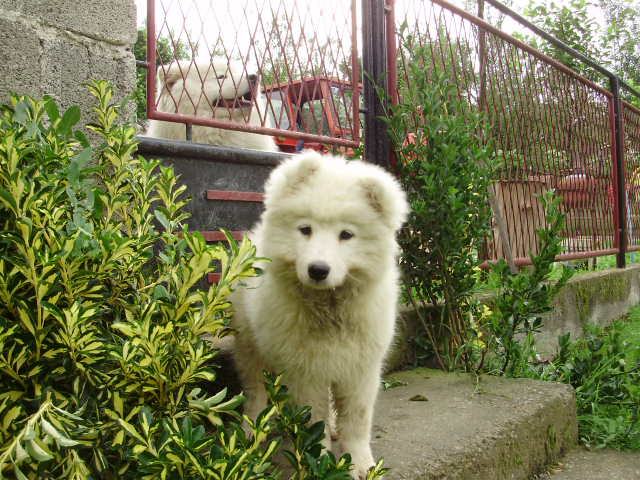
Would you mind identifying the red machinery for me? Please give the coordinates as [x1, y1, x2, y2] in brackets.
[264, 76, 360, 153]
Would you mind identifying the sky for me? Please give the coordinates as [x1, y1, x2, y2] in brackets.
[135, 0, 360, 71]
[132, 0, 607, 73]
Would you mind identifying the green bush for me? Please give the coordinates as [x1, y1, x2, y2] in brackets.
[537, 317, 640, 450]
[386, 52, 493, 370]
[0, 82, 384, 479]
[476, 191, 573, 376]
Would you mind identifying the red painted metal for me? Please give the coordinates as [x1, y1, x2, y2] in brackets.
[146, 0, 156, 120]
[263, 77, 361, 150]
[148, 110, 357, 147]
[145, 0, 360, 149]
[351, 0, 361, 143]
[610, 96, 622, 251]
[206, 190, 264, 202]
[385, 0, 398, 106]
[393, 0, 623, 264]
[200, 231, 245, 242]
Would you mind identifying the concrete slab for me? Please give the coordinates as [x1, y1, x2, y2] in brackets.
[537, 448, 640, 480]
[372, 369, 577, 480]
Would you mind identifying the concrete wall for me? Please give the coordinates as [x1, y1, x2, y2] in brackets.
[387, 266, 640, 372]
[136, 137, 288, 233]
[0, 0, 136, 122]
[538, 265, 640, 355]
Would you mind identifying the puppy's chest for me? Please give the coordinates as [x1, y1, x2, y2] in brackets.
[299, 292, 359, 334]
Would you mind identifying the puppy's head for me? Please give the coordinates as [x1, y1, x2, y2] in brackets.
[156, 59, 259, 114]
[260, 151, 408, 289]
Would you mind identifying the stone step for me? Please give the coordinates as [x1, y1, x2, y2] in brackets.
[372, 368, 577, 480]
[535, 448, 640, 480]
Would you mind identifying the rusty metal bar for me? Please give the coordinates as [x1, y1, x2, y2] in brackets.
[146, 0, 156, 119]
[385, 0, 398, 106]
[351, 0, 361, 143]
[206, 190, 265, 202]
[610, 76, 627, 267]
[147, 110, 359, 147]
[429, 0, 612, 98]
[200, 230, 245, 242]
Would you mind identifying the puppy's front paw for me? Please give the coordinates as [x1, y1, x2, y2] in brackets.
[351, 462, 375, 480]
[348, 444, 375, 479]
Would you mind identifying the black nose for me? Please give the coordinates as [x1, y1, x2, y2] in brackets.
[247, 74, 258, 82]
[308, 262, 330, 281]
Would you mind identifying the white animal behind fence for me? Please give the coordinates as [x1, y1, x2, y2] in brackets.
[146, 59, 278, 151]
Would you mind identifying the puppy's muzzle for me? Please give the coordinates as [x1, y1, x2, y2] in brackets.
[215, 73, 259, 108]
[308, 262, 331, 282]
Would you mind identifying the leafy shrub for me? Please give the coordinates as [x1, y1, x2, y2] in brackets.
[386, 38, 572, 374]
[386, 46, 493, 370]
[474, 191, 574, 376]
[538, 318, 640, 450]
[0, 82, 384, 479]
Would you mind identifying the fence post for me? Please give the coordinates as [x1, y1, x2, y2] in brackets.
[610, 75, 627, 268]
[362, 0, 391, 168]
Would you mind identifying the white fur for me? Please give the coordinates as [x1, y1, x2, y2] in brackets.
[146, 59, 278, 152]
[231, 151, 408, 479]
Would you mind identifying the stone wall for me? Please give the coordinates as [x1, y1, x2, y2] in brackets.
[0, 0, 136, 122]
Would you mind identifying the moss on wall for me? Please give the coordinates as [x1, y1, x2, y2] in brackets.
[570, 272, 630, 325]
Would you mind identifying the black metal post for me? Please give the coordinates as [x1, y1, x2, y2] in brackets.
[610, 76, 627, 268]
[362, 0, 391, 168]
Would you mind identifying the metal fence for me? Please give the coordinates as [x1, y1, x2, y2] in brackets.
[143, 0, 360, 151]
[391, 0, 622, 265]
[141, 0, 640, 267]
[623, 102, 640, 252]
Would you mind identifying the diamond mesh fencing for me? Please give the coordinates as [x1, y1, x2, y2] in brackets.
[143, 0, 640, 266]
[623, 102, 640, 251]
[145, 0, 360, 150]
[393, 0, 621, 264]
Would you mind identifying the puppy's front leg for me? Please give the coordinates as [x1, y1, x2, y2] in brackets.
[288, 382, 333, 451]
[333, 370, 380, 479]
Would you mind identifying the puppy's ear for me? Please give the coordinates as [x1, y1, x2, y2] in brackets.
[265, 151, 322, 201]
[358, 172, 409, 231]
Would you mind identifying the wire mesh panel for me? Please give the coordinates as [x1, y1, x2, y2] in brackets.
[623, 102, 640, 251]
[393, 0, 617, 264]
[145, 0, 360, 149]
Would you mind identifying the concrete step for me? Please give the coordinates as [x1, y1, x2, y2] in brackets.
[372, 368, 577, 480]
[535, 448, 640, 480]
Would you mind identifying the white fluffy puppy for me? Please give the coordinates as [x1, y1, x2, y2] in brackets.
[231, 151, 408, 478]
[146, 59, 278, 152]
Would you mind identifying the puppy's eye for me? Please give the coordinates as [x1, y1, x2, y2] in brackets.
[339, 230, 354, 241]
[298, 225, 312, 236]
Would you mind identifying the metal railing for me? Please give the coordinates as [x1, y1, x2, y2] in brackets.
[142, 0, 361, 150]
[141, 0, 640, 267]
[390, 0, 639, 268]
